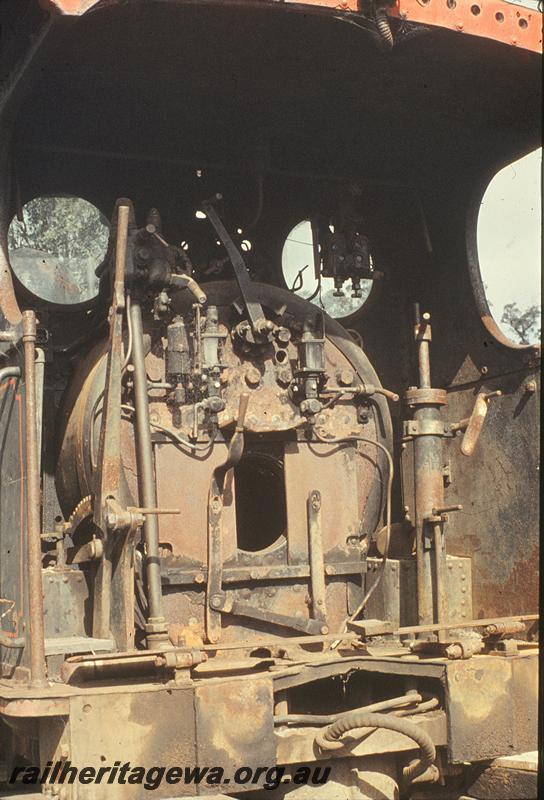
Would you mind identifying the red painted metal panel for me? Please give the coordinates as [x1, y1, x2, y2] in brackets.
[389, 0, 542, 53]
[35, 0, 544, 54]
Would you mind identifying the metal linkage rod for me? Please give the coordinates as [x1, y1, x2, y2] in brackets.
[129, 300, 169, 649]
[22, 311, 47, 687]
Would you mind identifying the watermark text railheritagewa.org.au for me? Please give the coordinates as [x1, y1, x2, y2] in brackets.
[9, 762, 331, 792]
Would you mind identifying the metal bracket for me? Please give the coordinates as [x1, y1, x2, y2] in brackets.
[218, 598, 327, 636]
[403, 419, 451, 438]
[307, 490, 327, 623]
[201, 195, 268, 337]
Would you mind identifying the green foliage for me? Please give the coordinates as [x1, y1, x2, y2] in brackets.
[501, 302, 541, 345]
[8, 196, 109, 302]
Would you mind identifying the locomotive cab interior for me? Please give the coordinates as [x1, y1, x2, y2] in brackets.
[0, 2, 540, 798]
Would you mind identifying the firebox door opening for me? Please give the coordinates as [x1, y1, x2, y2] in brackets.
[234, 449, 287, 553]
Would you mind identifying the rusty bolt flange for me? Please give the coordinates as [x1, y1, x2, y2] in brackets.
[276, 327, 291, 344]
[277, 367, 292, 387]
[245, 367, 261, 387]
[337, 369, 355, 386]
[300, 398, 322, 416]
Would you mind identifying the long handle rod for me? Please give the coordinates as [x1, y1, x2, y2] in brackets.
[22, 311, 47, 687]
[129, 300, 168, 648]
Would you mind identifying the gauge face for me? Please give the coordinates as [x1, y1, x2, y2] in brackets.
[281, 220, 372, 320]
[8, 195, 109, 306]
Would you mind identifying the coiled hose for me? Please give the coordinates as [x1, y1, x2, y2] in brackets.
[315, 711, 435, 783]
[375, 8, 394, 48]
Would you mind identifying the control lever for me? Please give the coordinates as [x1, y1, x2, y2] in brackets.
[450, 391, 502, 456]
[145, 224, 207, 304]
[169, 273, 207, 305]
[206, 393, 250, 643]
[201, 194, 269, 338]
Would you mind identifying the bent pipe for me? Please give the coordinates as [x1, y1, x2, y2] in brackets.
[0, 365, 21, 382]
[0, 633, 25, 649]
[315, 710, 436, 783]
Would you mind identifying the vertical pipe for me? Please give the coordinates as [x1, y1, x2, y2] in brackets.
[35, 348, 45, 474]
[433, 522, 448, 642]
[416, 312, 431, 389]
[129, 300, 168, 648]
[413, 411, 440, 627]
[412, 306, 445, 631]
[22, 311, 47, 687]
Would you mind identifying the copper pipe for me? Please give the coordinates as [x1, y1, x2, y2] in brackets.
[22, 311, 47, 687]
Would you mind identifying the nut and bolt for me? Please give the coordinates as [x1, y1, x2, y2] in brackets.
[300, 398, 322, 416]
[337, 369, 355, 387]
[276, 327, 291, 344]
[245, 367, 261, 387]
[210, 595, 223, 609]
[277, 368, 292, 387]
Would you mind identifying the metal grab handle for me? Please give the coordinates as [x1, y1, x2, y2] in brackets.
[235, 391, 250, 433]
[459, 391, 502, 456]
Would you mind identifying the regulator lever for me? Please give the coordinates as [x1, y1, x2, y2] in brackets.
[201, 195, 268, 336]
[451, 390, 502, 457]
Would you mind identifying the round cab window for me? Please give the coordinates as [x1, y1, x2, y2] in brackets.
[282, 220, 372, 319]
[8, 196, 109, 306]
[476, 148, 541, 345]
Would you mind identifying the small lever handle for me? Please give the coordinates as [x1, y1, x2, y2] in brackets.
[460, 391, 502, 456]
[236, 392, 250, 432]
[169, 273, 207, 305]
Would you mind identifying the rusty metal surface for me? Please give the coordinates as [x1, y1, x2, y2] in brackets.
[388, 0, 542, 52]
[55, 279, 389, 647]
[442, 373, 540, 619]
[446, 653, 538, 763]
[195, 677, 276, 790]
[22, 311, 47, 687]
[61, 688, 197, 798]
[0, 370, 27, 678]
[0, 0, 540, 789]
[365, 555, 472, 628]
[466, 764, 537, 800]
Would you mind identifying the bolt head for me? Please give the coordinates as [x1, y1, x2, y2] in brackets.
[207, 396, 225, 413]
[338, 369, 355, 387]
[276, 327, 291, 344]
[277, 367, 292, 387]
[245, 367, 261, 387]
[300, 398, 322, 416]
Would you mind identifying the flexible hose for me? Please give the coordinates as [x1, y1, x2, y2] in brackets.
[315, 711, 435, 783]
[275, 692, 422, 726]
[375, 8, 394, 48]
